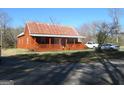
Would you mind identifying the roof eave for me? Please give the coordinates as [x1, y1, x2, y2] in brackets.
[30, 34, 85, 38]
[17, 32, 24, 37]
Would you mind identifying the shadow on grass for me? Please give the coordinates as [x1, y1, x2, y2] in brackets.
[97, 55, 124, 85]
[1, 51, 124, 85]
[105, 51, 124, 59]
[6, 51, 95, 63]
[0, 51, 94, 84]
[75, 51, 124, 85]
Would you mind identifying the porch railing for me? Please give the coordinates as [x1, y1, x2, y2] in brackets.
[35, 43, 85, 51]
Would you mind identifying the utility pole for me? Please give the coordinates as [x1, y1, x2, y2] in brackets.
[116, 33, 119, 43]
[114, 25, 119, 43]
[116, 29, 119, 43]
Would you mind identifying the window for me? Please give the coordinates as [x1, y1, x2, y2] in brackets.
[51, 38, 59, 44]
[36, 37, 49, 44]
[67, 38, 74, 44]
[75, 39, 78, 43]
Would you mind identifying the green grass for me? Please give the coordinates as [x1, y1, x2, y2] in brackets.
[2, 48, 94, 56]
[13, 52, 91, 63]
[2, 48, 124, 64]
[120, 46, 124, 51]
[2, 48, 95, 63]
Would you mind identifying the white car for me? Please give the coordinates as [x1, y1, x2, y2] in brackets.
[85, 41, 99, 49]
[100, 43, 120, 51]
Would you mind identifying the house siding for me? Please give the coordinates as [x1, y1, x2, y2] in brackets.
[17, 24, 36, 50]
[17, 23, 86, 51]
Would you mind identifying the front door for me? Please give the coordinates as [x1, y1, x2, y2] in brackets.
[61, 38, 66, 48]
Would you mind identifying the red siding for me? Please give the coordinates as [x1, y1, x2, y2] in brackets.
[17, 24, 36, 50]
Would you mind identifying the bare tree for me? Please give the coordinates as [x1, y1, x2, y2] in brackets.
[49, 16, 61, 25]
[109, 8, 122, 43]
[78, 22, 98, 43]
[11, 27, 23, 47]
[95, 22, 111, 51]
[96, 22, 110, 45]
[0, 11, 11, 57]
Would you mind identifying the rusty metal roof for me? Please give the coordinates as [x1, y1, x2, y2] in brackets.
[18, 22, 85, 38]
[27, 22, 79, 36]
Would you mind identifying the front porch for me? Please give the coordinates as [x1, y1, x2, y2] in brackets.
[33, 37, 85, 51]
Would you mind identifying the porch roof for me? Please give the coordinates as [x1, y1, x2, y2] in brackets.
[30, 33, 85, 38]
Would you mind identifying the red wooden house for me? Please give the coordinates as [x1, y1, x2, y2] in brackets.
[17, 22, 85, 51]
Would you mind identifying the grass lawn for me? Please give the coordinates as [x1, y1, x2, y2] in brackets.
[2, 48, 96, 63]
[2, 47, 124, 63]
[120, 46, 124, 51]
[2, 48, 94, 56]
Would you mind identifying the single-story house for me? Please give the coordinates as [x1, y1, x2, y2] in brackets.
[17, 22, 85, 51]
